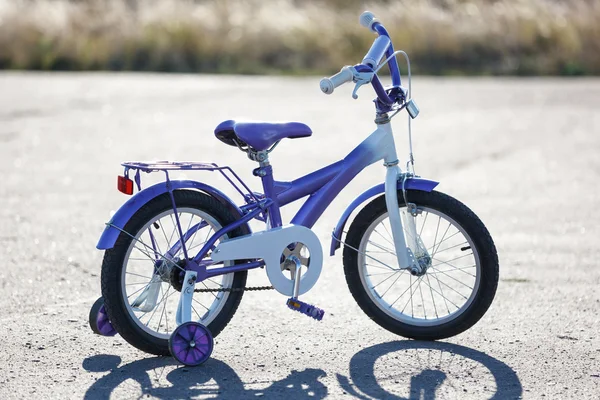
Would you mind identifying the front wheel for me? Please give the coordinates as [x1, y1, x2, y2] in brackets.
[343, 190, 498, 340]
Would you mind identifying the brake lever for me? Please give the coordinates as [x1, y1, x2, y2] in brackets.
[350, 70, 374, 99]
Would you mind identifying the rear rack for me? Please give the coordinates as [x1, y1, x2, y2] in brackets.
[121, 161, 261, 204]
[122, 161, 221, 172]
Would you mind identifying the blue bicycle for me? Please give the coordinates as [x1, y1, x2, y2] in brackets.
[89, 12, 499, 366]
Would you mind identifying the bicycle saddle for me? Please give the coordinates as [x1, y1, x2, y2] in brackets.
[214, 120, 312, 151]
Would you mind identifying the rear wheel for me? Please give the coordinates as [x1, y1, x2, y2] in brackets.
[343, 190, 498, 340]
[101, 190, 247, 355]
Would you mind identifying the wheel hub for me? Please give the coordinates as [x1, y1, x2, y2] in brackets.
[169, 259, 188, 292]
[410, 254, 432, 276]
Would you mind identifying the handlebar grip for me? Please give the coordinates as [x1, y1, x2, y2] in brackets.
[319, 66, 354, 95]
[359, 11, 379, 32]
[362, 35, 391, 69]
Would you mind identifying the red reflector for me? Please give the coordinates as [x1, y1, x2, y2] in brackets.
[117, 176, 134, 195]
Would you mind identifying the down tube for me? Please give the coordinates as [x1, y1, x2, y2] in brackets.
[291, 125, 395, 228]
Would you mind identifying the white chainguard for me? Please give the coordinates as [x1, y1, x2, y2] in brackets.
[130, 274, 162, 312]
[211, 225, 323, 296]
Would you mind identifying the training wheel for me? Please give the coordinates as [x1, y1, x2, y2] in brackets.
[169, 322, 213, 366]
[89, 297, 117, 337]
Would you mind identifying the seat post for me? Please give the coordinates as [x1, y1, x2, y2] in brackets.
[251, 150, 283, 228]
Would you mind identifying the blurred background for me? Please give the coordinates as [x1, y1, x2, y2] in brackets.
[1, 0, 599, 76]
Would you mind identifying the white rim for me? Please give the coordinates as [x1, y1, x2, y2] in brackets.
[121, 207, 234, 339]
[357, 206, 481, 327]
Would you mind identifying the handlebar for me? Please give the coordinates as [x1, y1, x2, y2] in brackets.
[362, 35, 390, 69]
[319, 11, 402, 105]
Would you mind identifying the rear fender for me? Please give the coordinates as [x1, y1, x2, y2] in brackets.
[330, 177, 439, 255]
[96, 181, 247, 250]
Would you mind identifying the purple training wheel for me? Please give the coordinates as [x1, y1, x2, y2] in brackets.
[89, 297, 117, 337]
[169, 322, 213, 366]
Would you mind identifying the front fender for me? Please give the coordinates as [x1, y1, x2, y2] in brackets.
[330, 177, 439, 256]
[97, 180, 246, 250]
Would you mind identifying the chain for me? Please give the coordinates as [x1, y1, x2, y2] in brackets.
[194, 285, 273, 293]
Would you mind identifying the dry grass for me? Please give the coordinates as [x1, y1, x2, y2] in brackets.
[0, 0, 599, 75]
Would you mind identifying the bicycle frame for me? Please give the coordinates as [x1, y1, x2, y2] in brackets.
[179, 119, 412, 282]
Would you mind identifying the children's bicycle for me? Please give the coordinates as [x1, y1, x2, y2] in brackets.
[89, 11, 499, 366]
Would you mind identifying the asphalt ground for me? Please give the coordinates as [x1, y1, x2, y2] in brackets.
[0, 73, 599, 399]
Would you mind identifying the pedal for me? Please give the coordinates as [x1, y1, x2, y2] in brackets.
[286, 298, 325, 321]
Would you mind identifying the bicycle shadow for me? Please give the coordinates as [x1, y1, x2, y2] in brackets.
[82, 354, 327, 399]
[83, 341, 521, 399]
[337, 340, 523, 399]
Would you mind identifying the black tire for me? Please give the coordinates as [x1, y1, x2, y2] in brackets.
[343, 190, 498, 340]
[101, 190, 248, 356]
[88, 297, 105, 335]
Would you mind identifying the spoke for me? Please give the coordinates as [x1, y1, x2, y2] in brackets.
[432, 252, 474, 268]
[429, 266, 474, 290]
[188, 237, 211, 253]
[156, 286, 170, 334]
[146, 228, 164, 261]
[167, 213, 179, 251]
[186, 218, 202, 254]
[366, 270, 399, 277]
[158, 218, 173, 251]
[125, 281, 151, 286]
[389, 275, 419, 309]
[192, 297, 210, 311]
[177, 213, 196, 257]
[427, 231, 462, 254]
[144, 284, 167, 328]
[398, 276, 421, 314]
[420, 277, 461, 309]
[431, 275, 469, 300]
[373, 228, 395, 248]
[138, 286, 177, 319]
[205, 277, 224, 287]
[381, 220, 394, 243]
[132, 244, 159, 263]
[366, 263, 396, 270]
[380, 270, 406, 298]
[419, 211, 429, 237]
[367, 239, 396, 255]
[126, 271, 153, 280]
[432, 222, 452, 258]
[429, 267, 451, 314]
[127, 281, 153, 299]
[418, 278, 427, 319]
[426, 273, 439, 318]
[201, 281, 218, 300]
[431, 216, 441, 258]
[428, 241, 468, 257]
[361, 252, 397, 271]
[371, 270, 401, 290]
[191, 304, 203, 321]
[427, 265, 476, 278]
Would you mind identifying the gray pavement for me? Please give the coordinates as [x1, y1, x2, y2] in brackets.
[0, 73, 598, 399]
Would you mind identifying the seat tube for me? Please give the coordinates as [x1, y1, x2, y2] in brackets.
[379, 117, 411, 270]
[255, 154, 283, 228]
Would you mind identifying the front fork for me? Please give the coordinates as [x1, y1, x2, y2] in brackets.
[382, 122, 428, 275]
[384, 164, 417, 271]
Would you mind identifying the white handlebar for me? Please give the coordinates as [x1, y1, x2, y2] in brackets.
[319, 66, 354, 95]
